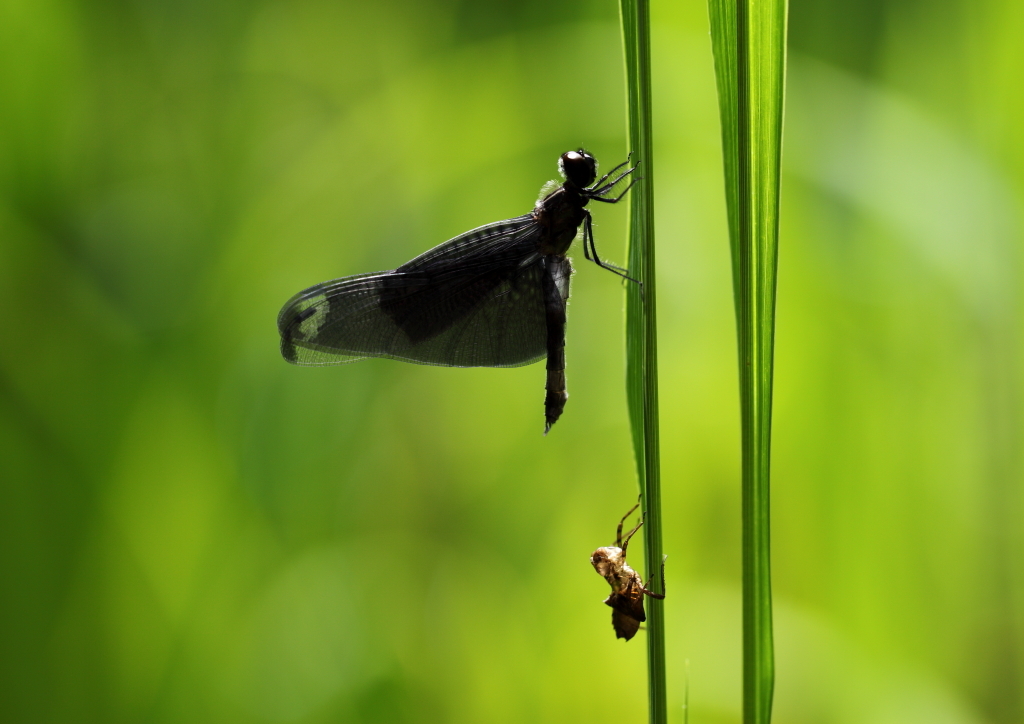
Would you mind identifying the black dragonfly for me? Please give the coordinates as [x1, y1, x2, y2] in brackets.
[277, 149, 637, 433]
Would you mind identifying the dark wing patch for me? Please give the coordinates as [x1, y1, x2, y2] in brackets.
[278, 215, 553, 368]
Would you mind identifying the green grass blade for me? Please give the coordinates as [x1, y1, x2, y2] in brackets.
[619, 2, 665, 723]
[707, 0, 788, 722]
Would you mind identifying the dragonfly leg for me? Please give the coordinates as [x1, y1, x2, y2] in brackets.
[590, 175, 639, 204]
[588, 153, 633, 191]
[582, 220, 594, 262]
[583, 210, 640, 284]
[621, 513, 645, 556]
[590, 159, 640, 197]
[640, 556, 667, 600]
[615, 500, 641, 547]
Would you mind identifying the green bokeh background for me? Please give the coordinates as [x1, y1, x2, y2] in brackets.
[2, 0, 1022, 722]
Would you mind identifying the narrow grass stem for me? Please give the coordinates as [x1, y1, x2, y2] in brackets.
[619, 1, 666, 723]
[707, 0, 787, 721]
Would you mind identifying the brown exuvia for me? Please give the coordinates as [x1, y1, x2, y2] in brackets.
[590, 502, 665, 640]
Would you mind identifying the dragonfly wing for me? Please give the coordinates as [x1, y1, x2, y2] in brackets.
[278, 215, 556, 367]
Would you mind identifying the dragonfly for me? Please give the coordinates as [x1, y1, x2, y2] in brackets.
[590, 502, 666, 641]
[277, 149, 637, 433]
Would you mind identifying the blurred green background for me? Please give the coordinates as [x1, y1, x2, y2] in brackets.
[2, 0, 1022, 722]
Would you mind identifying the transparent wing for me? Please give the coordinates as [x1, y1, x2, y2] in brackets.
[278, 215, 561, 368]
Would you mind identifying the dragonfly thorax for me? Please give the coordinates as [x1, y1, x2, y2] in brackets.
[533, 184, 587, 256]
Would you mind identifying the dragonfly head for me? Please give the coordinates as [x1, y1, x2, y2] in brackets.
[559, 149, 597, 188]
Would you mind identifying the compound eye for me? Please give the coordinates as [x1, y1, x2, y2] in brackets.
[559, 150, 597, 188]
